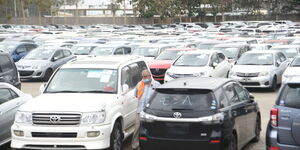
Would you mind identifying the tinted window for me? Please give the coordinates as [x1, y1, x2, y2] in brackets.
[124, 47, 132, 54]
[278, 52, 287, 62]
[149, 89, 216, 111]
[278, 84, 300, 109]
[63, 50, 72, 57]
[0, 55, 13, 73]
[16, 45, 27, 53]
[25, 44, 37, 50]
[217, 53, 225, 62]
[211, 53, 219, 64]
[214, 88, 229, 108]
[233, 84, 249, 101]
[129, 63, 141, 87]
[223, 83, 240, 104]
[114, 48, 124, 55]
[0, 88, 16, 104]
[53, 50, 64, 59]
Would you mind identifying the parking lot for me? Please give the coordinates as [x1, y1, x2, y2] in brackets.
[2, 80, 278, 150]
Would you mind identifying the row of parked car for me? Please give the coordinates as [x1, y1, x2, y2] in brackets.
[0, 20, 300, 150]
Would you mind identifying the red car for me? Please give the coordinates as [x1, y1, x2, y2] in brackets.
[149, 48, 196, 83]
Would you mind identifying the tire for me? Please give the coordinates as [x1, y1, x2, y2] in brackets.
[226, 134, 237, 150]
[252, 115, 261, 142]
[108, 122, 122, 150]
[270, 77, 277, 92]
[43, 69, 53, 82]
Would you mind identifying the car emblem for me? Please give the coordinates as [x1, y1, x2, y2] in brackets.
[173, 112, 182, 118]
[50, 116, 61, 124]
[155, 68, 160, 72]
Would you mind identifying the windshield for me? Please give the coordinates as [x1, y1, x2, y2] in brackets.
[214, 47, 239, 59]
[90, 47, 114, 56]
[237, 53, 273, 65]
[197, 43, 215, 49]
[45, 68, 118, 93]
[156, 50, 185, 60]
[72, 46, 95, 55]
[174, 53, 209, 67]
[290, 57, 300, 67]
[24, 49, 55, 60]
[148, 89, 215, 111]
[131, 47, 159, 57]
[271, 48, 298, 58]
[0, 43, 16, 53]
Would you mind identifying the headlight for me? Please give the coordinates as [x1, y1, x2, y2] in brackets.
[140, 111, 156, 123]
[31, 65, 40, 70]
[81, 112, 106, 125]
[229, 71, 236, 76]
[15, 111, 32, 124]
[259, 71, 269, 76]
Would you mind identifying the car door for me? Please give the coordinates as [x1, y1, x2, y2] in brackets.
[51, 50, 66, 70]
[120, 65, 137, 129]
[0, 88, 21, 142]
[223, 82, 248, 149]
[233, 83, 257, 143]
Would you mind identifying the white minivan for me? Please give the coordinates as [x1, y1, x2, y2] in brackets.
[11, 56, 148, 150]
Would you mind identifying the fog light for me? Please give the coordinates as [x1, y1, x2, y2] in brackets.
[264, 81, 269, 85]
[87, 131, 100, 137]
[14, 130, 24, 137]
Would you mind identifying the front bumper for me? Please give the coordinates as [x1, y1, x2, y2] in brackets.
[266, 124, 300, 150]
[11, 123, 112, 149]
[18, 69, 45, 79]
[230, 75, 272, 88]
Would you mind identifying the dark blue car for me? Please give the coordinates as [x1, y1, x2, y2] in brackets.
[0, 42, 37, 62]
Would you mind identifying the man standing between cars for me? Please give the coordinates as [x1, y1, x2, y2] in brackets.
[132, 69, 161, 150]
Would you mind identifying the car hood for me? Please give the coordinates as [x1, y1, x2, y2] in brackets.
[17, 59, 49, 66]
[18, 93, 117, 112]
[231, 65, 274, 73]
[284, 67, 300, 76]
[149, 60, 173, 69]
[167, 66, 211, 74]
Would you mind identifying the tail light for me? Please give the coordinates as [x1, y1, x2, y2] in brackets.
[270, 108, 278, 127]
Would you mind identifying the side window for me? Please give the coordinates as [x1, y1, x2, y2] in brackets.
[129, 63, 140, 87]
[223, 82, 240, 104]
[16, 45, 27, 54]
[278, 52, 286, 62]
[0, 88, 15, 105]
[121, 66, 134, 90]
[124, 47, 132, 54]
[63, 50, 72, 57]
[25, 44, 37, 51]
[214, 88, 229, 108]
[0, 55, 13, 73]
[114, 48, 124, 55]
[137, 61, 148, 72]
[233, 84, 249, 101]
[217, 53, 225, 62]
[210, 53, 219, 66]
[275, 54, 280, 63]
[53, 50, 64, 59]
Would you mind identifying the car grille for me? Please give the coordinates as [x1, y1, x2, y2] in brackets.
[24, 144, 85, 149]
[236, 72, 259, 77]
[150, 69, 167, 76]
[19, 71, 34, 76]
[32, 113, 81, 125]
[31, 132, 77, 138]
[240, 82, 260, 86]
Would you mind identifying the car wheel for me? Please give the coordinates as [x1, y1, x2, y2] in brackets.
[226, 134, 237, 150]
[108, 122, 122, 150]
[43, 69, 53, 81]
[252, 115, 261, 142]
[270, 77, 277, 91]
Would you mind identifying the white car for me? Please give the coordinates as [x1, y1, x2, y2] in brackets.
[11, 56, 149, 150]
[229, 50, 290, 91]
[0, 83, 32, 146]
[164, 50, 232, 83]
[282, 55, 300, 83]
[270, 45, 300, 61]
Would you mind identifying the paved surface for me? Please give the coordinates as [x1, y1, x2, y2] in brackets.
[2, 80, 278, 150]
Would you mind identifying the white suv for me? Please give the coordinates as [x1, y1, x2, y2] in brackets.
[11, 56, 148, 150]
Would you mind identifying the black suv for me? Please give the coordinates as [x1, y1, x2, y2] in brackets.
[139, 77, 261, 150]
[0, 52, 21, 89]
[266, 76, 300, 150]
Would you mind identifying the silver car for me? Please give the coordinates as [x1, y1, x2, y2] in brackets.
[0, 83, 32, 146]
[16, 48, 75, 81]
[229, 50, 290, 91]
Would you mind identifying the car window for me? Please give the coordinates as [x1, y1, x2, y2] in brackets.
[63, 50, 72, 57]
[129, 63, 141, 87]
[211, 53, 220, 65]
[278, 52, 287, 62]
[278, 84, 300, 109]
[121, 66, 134, 90]
[114, 48, 124, 55]
[214, 87, 229, 108]
[217, 53, 225, 62]
[124, 47, 132, 54]
[0, 88, 16, 105]
[233, 84, 249, 101]
[223, 82, 240, 104]
[53, 50, 64, 59]
[0, 55, 13, 73]
[16, 45, 27, 54]
[25, 44, 37, 51]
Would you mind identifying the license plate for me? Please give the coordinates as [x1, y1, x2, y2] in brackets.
[166, 123, 189, 135]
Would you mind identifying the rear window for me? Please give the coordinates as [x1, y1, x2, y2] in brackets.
[148, 89, 217, 111]
[277, 84, 300, 109]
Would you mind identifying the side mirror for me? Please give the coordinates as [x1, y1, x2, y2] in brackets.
[122, 84, 129, 95]
[212, 62, 218, 68]
[39, 83, 47, 93]
[52, 56, 59, 61]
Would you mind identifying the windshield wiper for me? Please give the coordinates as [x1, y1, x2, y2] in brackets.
[45, 90, 82, 93]
[79, 90, 114, 93]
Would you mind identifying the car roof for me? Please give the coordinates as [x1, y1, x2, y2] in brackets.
[62, 55, 142, 69]
[245, 50, 278, 54]
[157, 77, 233, 91]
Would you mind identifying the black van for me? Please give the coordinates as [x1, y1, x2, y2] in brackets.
[139, 77, 261, 150]
[0, 52, 21, 89]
